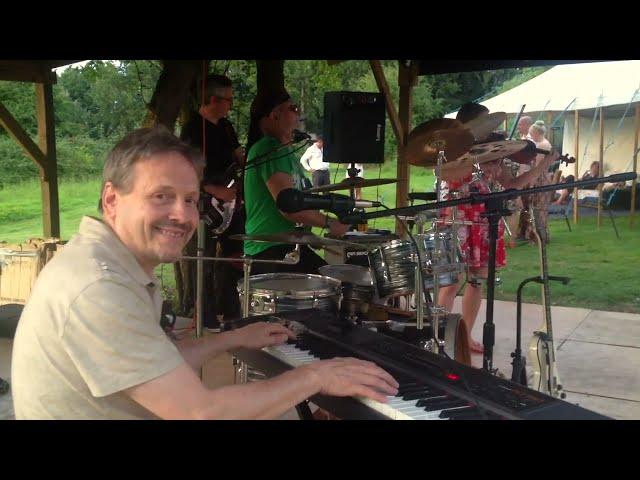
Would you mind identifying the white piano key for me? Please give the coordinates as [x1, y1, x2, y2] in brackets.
[264, 344, 452, 420]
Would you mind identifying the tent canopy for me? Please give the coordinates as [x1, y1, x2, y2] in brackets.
[445, 60, 640, 117]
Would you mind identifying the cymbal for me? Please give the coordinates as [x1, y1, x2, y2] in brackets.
[405, 119, 475, 167]
[304, 177, 397, 193]
[462, 112, 507, 142]
[439, 140, 529, 181]
[230, 232, 362, 249]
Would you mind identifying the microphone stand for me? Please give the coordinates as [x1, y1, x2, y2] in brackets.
[340, 172, 637, 372]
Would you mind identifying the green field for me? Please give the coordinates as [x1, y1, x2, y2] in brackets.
[1, 165, 639, 313]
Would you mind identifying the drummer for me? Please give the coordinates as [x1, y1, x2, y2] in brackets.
[243, 90, 351, 275]
[436, 103, 559, 354]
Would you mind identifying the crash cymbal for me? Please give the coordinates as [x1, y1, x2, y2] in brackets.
[439, 140, 529, 181]
[405, 119, 474, 167]
[462, 112, 507, 142]
[304, 177, 397, 193]
[230, 231, 362, 249]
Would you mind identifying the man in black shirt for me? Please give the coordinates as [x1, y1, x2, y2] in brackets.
[180, 74, 245, 329]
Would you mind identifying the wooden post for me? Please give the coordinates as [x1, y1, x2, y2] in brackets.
[546, 111, 553, 146]
[36, 83, 60, 238]
[369, 60, 403, 143]
[395, 62, 418, 235]
[573, 109, 580, 223]
[631, 104, 639, 228]
[597, 106, 604, 228]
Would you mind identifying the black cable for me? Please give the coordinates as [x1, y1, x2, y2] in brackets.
[380, 204, 490, 421]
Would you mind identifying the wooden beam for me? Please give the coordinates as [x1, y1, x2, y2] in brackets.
[546, 111, 553, 145]
[573, 109, 580, 224]
[597, 107, 604, 228]
[0, 61, 57, 84]
[36, 83, 60, 238]
[369, 60, 403, 143]
[629, 105, 639, 224]
[0, 100, 48, 167]
[394, 62, 418, 235]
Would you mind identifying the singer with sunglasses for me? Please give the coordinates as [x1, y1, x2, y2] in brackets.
[243, 90, 351, 275]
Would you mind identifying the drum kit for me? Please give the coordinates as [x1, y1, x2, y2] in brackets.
[228, 112, 542, 364]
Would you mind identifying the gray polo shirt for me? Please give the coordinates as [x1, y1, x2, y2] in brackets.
[11, 216, 184, 419]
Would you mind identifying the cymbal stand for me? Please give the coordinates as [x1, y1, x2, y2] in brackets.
[419, 150, 447, 353]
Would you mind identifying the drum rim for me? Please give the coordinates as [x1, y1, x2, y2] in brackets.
[318, 264, 374, 287]
[238, 272, 342, 298]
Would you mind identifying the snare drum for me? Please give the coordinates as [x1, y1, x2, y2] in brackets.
[237, 273, 342, 316]
[368, 239, 418, 298]
[416, 227, 464, 290]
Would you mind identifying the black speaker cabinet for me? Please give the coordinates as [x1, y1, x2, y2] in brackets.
[323, 91, 385, 165]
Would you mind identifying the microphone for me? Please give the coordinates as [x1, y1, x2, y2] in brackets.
[292, 129, 312, 143]
[276, 188, 381, 214]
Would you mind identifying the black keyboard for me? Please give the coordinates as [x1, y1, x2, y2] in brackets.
[227, 309, 609, 420]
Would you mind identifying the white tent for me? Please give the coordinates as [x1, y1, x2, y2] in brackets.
[446, 61, 640, 179]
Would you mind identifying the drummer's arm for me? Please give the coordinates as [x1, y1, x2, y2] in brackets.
[266, 172, 350, 235]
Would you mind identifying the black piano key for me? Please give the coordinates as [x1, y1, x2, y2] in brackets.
[439, 406, 478, 419]
[402, 389, 436, 401]
[415, 395, 448, 407]
[421, 399, 468, 412]
[396, 382, 425, 394]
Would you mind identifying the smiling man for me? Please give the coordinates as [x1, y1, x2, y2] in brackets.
[11, 126, 397, 419]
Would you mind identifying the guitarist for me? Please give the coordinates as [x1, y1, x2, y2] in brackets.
[180, 74, 245, 330]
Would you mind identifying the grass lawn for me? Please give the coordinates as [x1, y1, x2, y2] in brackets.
[2, 169, 639, 313]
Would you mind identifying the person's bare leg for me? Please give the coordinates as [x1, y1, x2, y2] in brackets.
[437, 275, 461, 312]
[463, 267, 486, 353]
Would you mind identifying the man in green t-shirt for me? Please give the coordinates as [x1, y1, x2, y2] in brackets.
[243, 91, 350, 275]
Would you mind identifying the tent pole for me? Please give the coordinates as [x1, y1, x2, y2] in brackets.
[631, 104, 639, 228]
[598, 106, 604, 228]
[573, 109, 580, 224]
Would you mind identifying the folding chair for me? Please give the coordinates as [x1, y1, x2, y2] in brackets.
[548, 194, 573, 232]
[580, 187, 621, 239]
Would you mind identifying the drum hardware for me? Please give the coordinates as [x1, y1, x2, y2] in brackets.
[340, 170, 637, 372]
[230, 231, 362, 250]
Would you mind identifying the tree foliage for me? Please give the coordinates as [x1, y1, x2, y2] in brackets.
[1, 59, 542, 187]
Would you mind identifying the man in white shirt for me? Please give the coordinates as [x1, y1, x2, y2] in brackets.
[300, 135, 330, 188]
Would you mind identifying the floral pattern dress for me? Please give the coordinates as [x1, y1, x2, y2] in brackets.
[441, 175, 506, 269]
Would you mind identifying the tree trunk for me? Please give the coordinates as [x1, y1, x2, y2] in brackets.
[144, 60, 203, 130]
[255, 60, 285, 95]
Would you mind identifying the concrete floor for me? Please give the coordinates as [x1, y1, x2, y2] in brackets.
[2, 299, 640, 420]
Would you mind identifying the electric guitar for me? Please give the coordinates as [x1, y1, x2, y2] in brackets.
[528, 207, 566, 399]
[200, 161, 241, 235]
